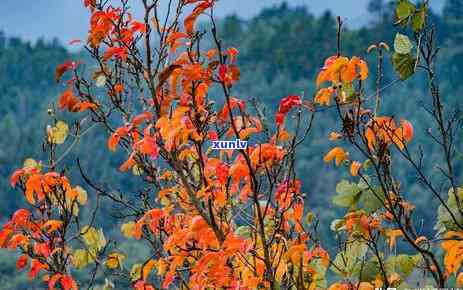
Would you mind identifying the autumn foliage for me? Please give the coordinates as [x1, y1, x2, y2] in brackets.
[1, 0, 462, 289]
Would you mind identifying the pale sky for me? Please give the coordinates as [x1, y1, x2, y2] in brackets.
[0, 0, 444, 44]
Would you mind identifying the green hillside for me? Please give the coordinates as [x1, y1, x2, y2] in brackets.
[0, 0, 462, 287]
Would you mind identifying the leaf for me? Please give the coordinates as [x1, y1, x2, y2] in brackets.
[157, 64, 182, 91]
[394, 33, 413, 54]
[184, 2, 211, 34]
[359, 187, 384, 213]
[332, 241, 368, 277]
[16, 255, 28, 270]
[42, 220, 63, 234]
[412, 5, 427, 32]
[142, 259, 157, 281]
[457, 272, 463, 287]
[74, 186, 88, 205]
[396, 0, 415, 23]
[95, 74, 106, 87]
[315, 87, 335, 106]
[392, 52, 415, 80]
[48, 121, 69, 144]
[23, 158, 42, 171]
[73, 249, 93, 269]
[130, 263, 143, 281]
[60, 275, 78, 290]
[350, 161, 361, 177]
[324, 147, 348, 166]
[81, 226, 106, 251]
[105, 252, 126, 269]
[385, 254, 420, 278]
[121, 222, 135, 238]
[332, 180, 361, 208]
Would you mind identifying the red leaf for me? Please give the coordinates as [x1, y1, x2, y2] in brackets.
[16, 255, 28, 270]
[11, 209, 31, 225]
[55, 61, 77, 83]
[131, 21, 147, 33]
[103, 46, 128, 61]
[29, 259, 47, 279]
[60, 275, 78, 290]
[68, 39, 82, 46]
[10, 169, 25, 187]
[275, 95, 302, 126]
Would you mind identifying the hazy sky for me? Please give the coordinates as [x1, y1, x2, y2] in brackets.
[0, 0, 444, 44]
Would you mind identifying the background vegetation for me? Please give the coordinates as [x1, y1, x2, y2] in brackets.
[0, 0, 462, 287]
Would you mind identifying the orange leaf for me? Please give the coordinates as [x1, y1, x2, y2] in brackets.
[457, 272, 463, 287]
[323, 147, 348, 166]
[75, 101, 97, 112]
[386, 229, 403, 250]
[42, 220, 63, 234]
[119, 154, 136, 172]
[184, 2, 211, 35]
[142, 259, 157, 281]
[314, 87, 335, 106]
[350, 161, 361, 176]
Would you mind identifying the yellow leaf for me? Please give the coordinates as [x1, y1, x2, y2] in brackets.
[105, 252, 125, 269]
[48, 121, 69, 144]
[23, 158, 42, 171]
[73, 249, 93, 269]
[81, 226, 106, 251]
[75, 186, 88, 205]
[132, 164, 144, 176]
[130, 263, 142, 281]
[120, 222, 135, 238]
[329, 132, 342, 141]
[324, 147, 348, 166]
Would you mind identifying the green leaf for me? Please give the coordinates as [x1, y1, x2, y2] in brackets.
[351, 259, 380, 282]
[412, 5, 427, 32]
[385, 254, 421, 278]
[359, 186, 384, 213]
[435, 187, 463, 232]
[392, 52, 416, 80]
[396, 0, 415, 24]
[309, 258, 328, 288]
[331, 240, 367, 277]
[235, 226, 252, 238]
[394, 33, 413, 54]
[332, 180, 361, 208]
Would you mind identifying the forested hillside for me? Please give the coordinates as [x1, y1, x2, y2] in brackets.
[0, 0, 462, 287]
